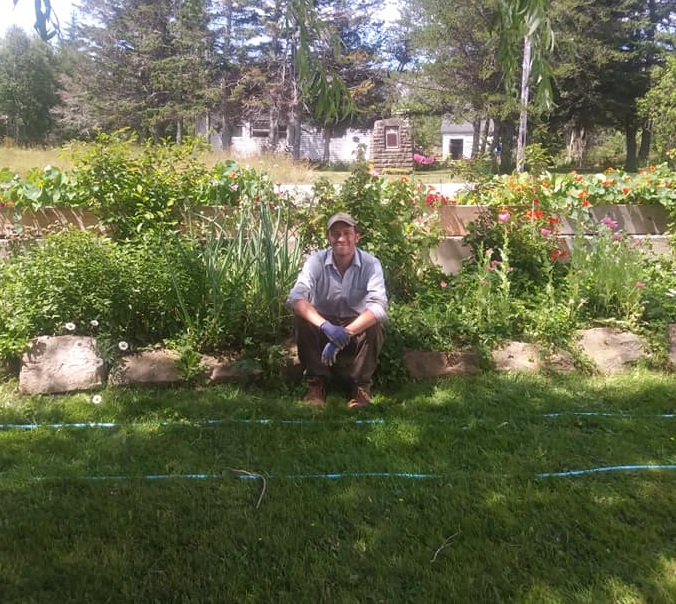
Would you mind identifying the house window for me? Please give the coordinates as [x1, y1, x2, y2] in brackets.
[385, 126, 399, 148]
[251, 120, 269, 138]
[232, 124, 244, 138]
[449, 138, 464, 160]
[250, 120, 288, 138]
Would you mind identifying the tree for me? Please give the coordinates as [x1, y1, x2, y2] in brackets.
[58, 0, 218, 141]
[546, 0, 675, 169]
[398, 0, 520, 170]
[0, 26, 60, 144]
[14, 0, 60, 40]
[638, 55, 676, 158]
[495, 0, 555, 172]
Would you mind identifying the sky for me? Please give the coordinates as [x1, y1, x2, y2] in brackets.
[2, 0, 74, 36]
[2, 0, 397, 38]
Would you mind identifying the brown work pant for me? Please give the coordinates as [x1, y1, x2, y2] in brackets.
[294, 315, 385, 389]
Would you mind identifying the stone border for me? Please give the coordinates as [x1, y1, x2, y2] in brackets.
[13, 326, 674, 395]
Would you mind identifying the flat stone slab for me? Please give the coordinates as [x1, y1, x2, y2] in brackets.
[108, 349, 182, 386]
[669, 324, 676, 367]
[575, 327, 646, 374]
[492, 342, 543, 372]
[19, 335, 104, 395]
[201, 354, 263, 383]
[402, 349, 480, 378]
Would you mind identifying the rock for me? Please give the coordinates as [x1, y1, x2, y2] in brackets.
[108, 349, 181, 386]
[402, 349, 480, 378]
[668, 324, 676, 367]
[201, 354, 263, 383]
[575, 327, 646, 374]
[19, 335, 105, 395]
[492, 341, 542, 372]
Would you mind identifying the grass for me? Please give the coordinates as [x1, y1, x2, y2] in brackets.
[0, 145, 463, 185]
[1, 370, 675, 603]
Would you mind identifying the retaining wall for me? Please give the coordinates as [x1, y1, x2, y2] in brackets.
[1, 204, 671, 274]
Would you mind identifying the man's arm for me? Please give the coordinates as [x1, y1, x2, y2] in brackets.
[345, 309, 378, 336]
[292, 299, 328, 328]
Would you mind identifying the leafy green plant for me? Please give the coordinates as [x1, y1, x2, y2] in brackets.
[567, 217, 650, 324]
[0, 229, 122, 360]
[451, 242, 522, 345]
[1, 165, 80, 210]
[65, 130, 215, 240]
[456, 163, 676, 221]
[0, 229, 203, 361]
[175, 198, 303, 353]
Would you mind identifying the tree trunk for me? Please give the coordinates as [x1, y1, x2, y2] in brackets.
[499, 120, 515, 174]
[220, 112, 233, 151]
[638, 122, 651, 166]
[516, 35, 532, 173]
[472, 120, 482, 157]
[566, 127, 587, 167]
[625, 121, 638, 172]
[268, 110, 279, 152]
[289, 77, 302, 160]
[323, 125, 333, 163]
[176, 118, 183, 145]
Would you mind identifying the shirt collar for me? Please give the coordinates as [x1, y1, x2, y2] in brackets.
[325, 247, 361, 268]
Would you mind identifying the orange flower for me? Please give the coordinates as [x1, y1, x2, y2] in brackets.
[577, 189, 588, 198]
[583, 199, 590, 207]
[622, 187, 631, 195]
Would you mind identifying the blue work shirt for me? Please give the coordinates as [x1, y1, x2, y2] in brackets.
[286, 247, 388, 323]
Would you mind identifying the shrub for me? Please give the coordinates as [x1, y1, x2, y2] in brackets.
[0, 230, 204, 361]
[0, 230, 121, 360]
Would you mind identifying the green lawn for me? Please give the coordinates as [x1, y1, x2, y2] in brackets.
[1, 371, 675, 603]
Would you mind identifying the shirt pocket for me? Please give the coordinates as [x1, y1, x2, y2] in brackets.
[347, 286, 368, 310]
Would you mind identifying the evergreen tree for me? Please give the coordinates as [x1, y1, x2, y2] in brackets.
[0, 26, 60, 145]
[59, 0, 218, 141]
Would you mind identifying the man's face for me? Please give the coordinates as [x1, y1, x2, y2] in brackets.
[327, 222, 360, 260]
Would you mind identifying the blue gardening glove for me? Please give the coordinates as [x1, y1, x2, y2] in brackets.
[321, 342, 339, 366]
[320, 321, 351, 348]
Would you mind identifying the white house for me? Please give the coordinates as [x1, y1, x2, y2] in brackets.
[441, 117, 494, 159]
[196, 116, 371, 163]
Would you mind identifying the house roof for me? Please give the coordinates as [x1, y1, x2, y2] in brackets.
[440, 118, 475, 134]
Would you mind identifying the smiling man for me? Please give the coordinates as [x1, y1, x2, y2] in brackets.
[286, 212, 388, 408]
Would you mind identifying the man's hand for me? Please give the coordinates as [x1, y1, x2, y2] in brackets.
[321, 342, 339, 366]
[320, 321, 351, 348]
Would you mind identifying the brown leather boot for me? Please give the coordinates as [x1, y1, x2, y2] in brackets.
[303, 377, 326, 406]
[347, 385, 371, 409]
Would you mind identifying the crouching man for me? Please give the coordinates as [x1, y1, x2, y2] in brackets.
[286, 212, 388, 408]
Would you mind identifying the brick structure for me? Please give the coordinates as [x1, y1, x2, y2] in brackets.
[370, 117, 413, 171]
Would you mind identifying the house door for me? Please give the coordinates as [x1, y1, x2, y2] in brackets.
[449, 139, 464, 160]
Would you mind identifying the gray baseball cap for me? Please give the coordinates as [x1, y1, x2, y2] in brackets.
[327, 212, 358, 231]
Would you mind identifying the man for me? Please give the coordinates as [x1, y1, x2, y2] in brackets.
[286, 212, 388, 408]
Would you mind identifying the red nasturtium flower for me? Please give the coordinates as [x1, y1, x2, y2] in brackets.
[525, 209, 544, 220]
[550, 248, 569, 261]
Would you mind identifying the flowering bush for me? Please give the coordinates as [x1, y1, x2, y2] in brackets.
[458, 163, 676, 222]
[461, 204, 567, 296]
